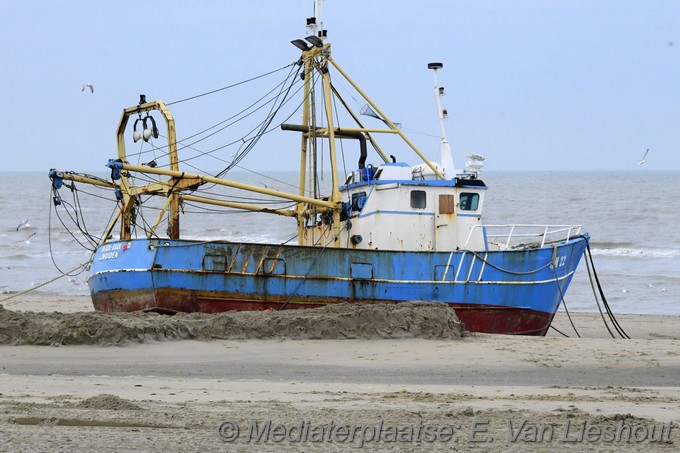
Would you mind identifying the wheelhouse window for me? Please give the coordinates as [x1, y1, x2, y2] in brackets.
[459, 192, 479, 211]
[410, 190, 426, 209]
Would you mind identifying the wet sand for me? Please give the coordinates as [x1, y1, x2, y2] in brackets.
[0, 293, 678, 451]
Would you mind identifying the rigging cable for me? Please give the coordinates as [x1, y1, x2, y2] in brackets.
[47, 190, 93, 277]
[331, 81, 350, 185]
[175, 70, 298, 149]
[0, 262, 90, 303]
[166, 62, 297, 106]
[585, 240, 630, 339]
[548, 324, 570, 338]
[48, 179, 120, 275]
[466, 248, 558, 275]
[164, 66, 313, 197]
[124, 62, 299, 172]
[155, 65, 307, 179]
[216, 63, 304, 177]
[51, 186, 98, 251]
[584, 248, 616, 338]
[278, 223, 340, 311]
[553, 265, 580, 338]
[281, 233, 298, 245]
[147, 68, 300, 166]
[208, 77, 308, 175]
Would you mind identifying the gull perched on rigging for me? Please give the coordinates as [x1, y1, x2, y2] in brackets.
[81, 83, 94, 93]
[636, 148, 649, 165]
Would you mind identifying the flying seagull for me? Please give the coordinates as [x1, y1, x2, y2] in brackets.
[81, 83, 94, 93]
[16, 219, 30, 231]
[636, 148, 649, 165]
[15, 232, 36, 244]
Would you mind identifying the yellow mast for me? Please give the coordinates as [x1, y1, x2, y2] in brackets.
[297, 52, 313, 244]
[318, 44, 342, 245]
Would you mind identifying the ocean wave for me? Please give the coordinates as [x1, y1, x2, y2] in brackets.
[591, 241, 637, 249]
[0, 252, 56, 261]
[590, 247, 680, 258]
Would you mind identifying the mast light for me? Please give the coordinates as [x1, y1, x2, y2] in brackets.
[291, 39, 311, 51]
[305, 35, 324, 47]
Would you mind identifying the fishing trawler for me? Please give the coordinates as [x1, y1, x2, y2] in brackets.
[49, 3, 589, 335]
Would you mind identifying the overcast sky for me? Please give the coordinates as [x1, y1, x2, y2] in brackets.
[1, 0, 678, 174]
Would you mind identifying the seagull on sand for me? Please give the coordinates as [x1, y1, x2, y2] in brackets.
[81, 83, 94, 93]
[636, 148, 649, 165]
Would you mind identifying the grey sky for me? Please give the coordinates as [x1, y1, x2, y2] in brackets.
[1, 0, 678, 173]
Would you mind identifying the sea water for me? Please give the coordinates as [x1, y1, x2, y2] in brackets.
[1, 171, 678, 315]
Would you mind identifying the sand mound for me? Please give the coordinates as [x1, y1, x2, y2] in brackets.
[77, 394, 142, 411]
[0, 302, 464, 346]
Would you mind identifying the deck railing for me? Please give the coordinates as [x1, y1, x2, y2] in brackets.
[465, 224, 583, 250]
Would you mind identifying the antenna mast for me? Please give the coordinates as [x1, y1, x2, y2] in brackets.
[306, 0, 328, 39]
[428, 62, 455, 177]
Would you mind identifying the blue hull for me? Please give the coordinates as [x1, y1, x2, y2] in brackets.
[88, 235, 589, 335]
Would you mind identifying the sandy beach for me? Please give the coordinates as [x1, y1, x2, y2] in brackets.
[0, 293, 678, 451]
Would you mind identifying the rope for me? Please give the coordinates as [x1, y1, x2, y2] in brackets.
[584, 248, 616, 338]
[466, 247, 557, 276]
[553, 265, 580, 338]
[549, 324, 570, 337]
[279, 226, 340, 311]
[585, 241, 630, 339]
[166, 62, 296, 106]
[0, 262, 89, 303]
[281, 233, 299, 245]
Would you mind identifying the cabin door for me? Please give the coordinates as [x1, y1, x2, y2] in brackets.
[435, 194, 457, 251]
